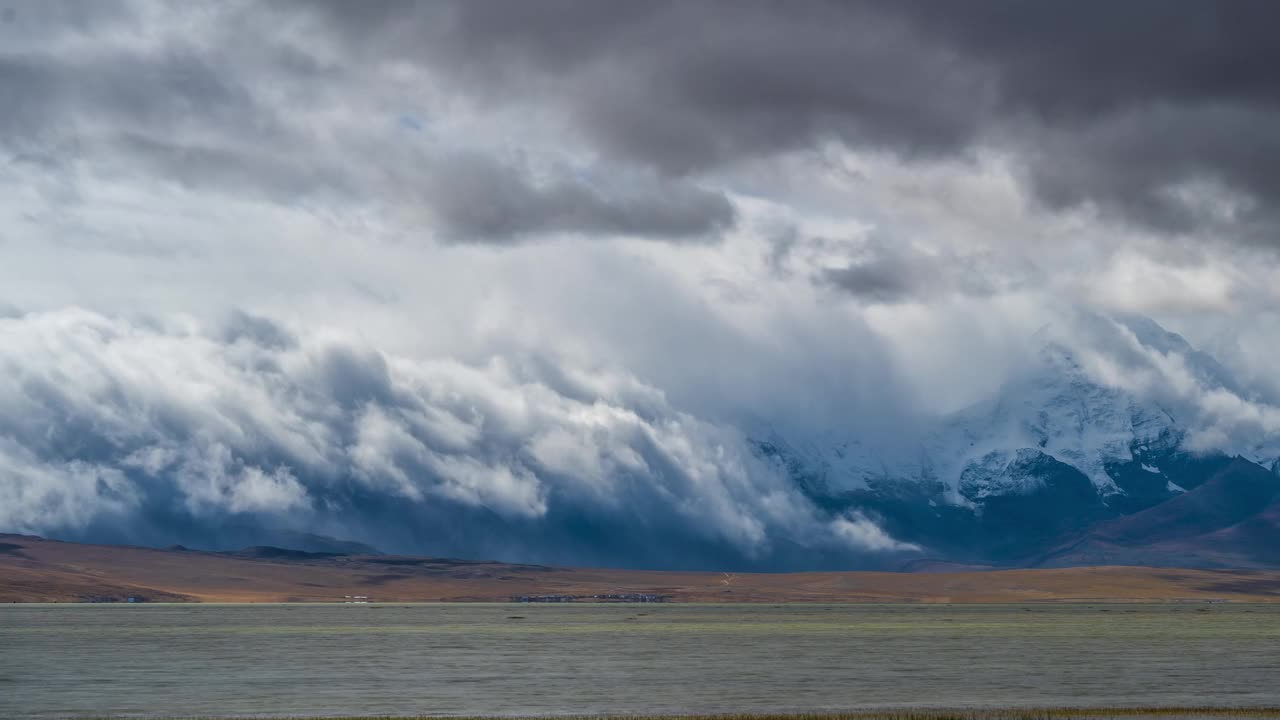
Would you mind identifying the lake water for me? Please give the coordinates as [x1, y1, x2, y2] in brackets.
[2, 603, 1279, 718]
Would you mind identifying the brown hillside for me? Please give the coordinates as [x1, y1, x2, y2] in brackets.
[3, 534, 1280, 603]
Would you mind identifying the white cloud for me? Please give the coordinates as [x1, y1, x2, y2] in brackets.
[0, 308, 918, 566]
[832, 512, 921, 553]
[0, 437, 139, 535]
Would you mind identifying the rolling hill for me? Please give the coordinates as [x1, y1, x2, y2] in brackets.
[3, 533, 1280, 603]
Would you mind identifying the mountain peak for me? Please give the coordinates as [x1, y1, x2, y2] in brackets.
[755, 313, 1280, 568]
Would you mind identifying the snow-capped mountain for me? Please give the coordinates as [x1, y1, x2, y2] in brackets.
[942, 336, 1176, 501]
[752, 313, 1280, 567]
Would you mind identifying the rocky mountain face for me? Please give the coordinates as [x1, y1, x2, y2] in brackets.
[751, 315, 1280, 569]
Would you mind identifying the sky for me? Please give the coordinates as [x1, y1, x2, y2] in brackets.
[2, 1, 1280, 568]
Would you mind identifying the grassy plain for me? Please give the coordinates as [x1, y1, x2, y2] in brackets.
[6, 533, 1280, 603]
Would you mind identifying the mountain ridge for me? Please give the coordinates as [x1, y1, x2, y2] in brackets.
[754, 314, 1280, 569]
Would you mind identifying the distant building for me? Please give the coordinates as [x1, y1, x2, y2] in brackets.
[512, 593, 667, 603]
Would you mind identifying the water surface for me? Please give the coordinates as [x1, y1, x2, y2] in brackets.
[2, 603, 1278, 718]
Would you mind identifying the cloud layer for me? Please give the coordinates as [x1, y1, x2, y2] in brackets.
[0, 309, 918, 568]
[2, 2, 1279, 567]
[290, 0, 1280, 241]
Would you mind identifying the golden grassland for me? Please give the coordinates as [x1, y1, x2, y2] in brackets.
[6, 533, 1280, 603]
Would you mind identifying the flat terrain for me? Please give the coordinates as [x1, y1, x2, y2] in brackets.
[6, 603, 1280, 716]
[4, 534, 1280, 603]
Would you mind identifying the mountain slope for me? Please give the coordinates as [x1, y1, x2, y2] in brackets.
[753, 314, 1280, 568]
[1036, 459, 1280, 568]
[6, 534, 1280, 603]
[1096, 458, 1280, 544]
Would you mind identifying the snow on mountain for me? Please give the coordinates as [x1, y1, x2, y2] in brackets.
[753, 313, 1280, 508]
[937, 338, 1175, 499]
[1113, 314, 1242, 395]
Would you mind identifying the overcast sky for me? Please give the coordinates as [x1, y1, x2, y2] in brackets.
[3, 1, 1280, 567]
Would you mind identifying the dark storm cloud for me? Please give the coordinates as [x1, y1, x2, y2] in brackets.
[0, 0, 134, 38]
[421, 152, 735, 243]
[298, 0, 1280, 242]
[299, 0, 991, 173]
[885, 0, 1280, 237]
[768, 229, 1031, 304]
[17, 1, 1277, 243]
[820, 247, 1025, 305]
[823, 255, 921, 305]
[890, 1, 1280, 117]
[0, 35, 330, 205]
[0, 49, 255, 144]
[0, 3, 731, 244]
